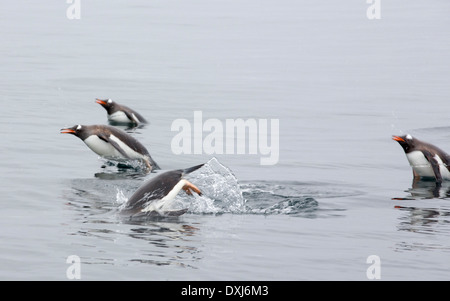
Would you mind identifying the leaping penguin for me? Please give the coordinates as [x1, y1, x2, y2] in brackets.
[120, 164, 204, 218]
[392, 134, 450, 183]
[96, 98, 147, 125]
[60, 124, 160, 171]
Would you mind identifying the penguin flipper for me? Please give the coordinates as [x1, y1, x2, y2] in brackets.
[423, 150, 443, 183]
[123, 110, 147, 124]
[123, 110, 139, 124]
[97, 133, 131, 159]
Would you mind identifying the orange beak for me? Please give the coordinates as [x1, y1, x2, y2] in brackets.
[96, 99, 107, 105]
[60, 128, 76, 134]
[392, 136, 405, 142]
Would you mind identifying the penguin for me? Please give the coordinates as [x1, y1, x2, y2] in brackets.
[120, 164, 204, 218]
[96, 98, 147, 125]
[60, 124, 160, 171]
[392, 134, 450, 183]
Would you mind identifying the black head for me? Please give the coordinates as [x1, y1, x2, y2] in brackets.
[96, 98, 116, 113]
[392, 134, 415, 153]
[60, 124, 89, 140]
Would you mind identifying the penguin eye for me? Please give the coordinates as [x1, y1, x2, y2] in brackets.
[77, 125, 82, 131]
[107, 99, 112, 104]
[406, 134, 412, 140]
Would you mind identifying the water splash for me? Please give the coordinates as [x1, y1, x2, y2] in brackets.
[165, 158, 321, 216]
[185, 157, 246, 214]
[115, 188, 128, 205]
[115, 158, 321, 217]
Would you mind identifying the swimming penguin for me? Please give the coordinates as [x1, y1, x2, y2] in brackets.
[96, 98, 147, 125]
[120, 164, 204, 218]
[392, 134, 450, 183]
[60, 124, 160, 171]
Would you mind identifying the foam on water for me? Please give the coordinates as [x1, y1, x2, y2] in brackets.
[241, 183, 319, 216]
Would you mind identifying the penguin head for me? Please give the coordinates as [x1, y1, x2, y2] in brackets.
[392, 134, 415, 152]
[60, 124, 87, 140]
[96, 98, 115, 113]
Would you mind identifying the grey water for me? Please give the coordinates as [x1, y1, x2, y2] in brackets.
[1, 0, 450, 280]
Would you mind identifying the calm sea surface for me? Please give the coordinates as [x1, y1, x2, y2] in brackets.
[1, 0, 450, 280]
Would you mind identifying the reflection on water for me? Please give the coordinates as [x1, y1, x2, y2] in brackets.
[73, 220, 202, 268]
[94, 159, 154, 179]
[393, 178, 450, 252]
[120, 221, 201, 267]
[395, 241, 450, 252]
[396, 206, 450, 234]
[62, 177, 202, 269]
[393, 178, 450, 200]
[94, 165, 152, 180]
